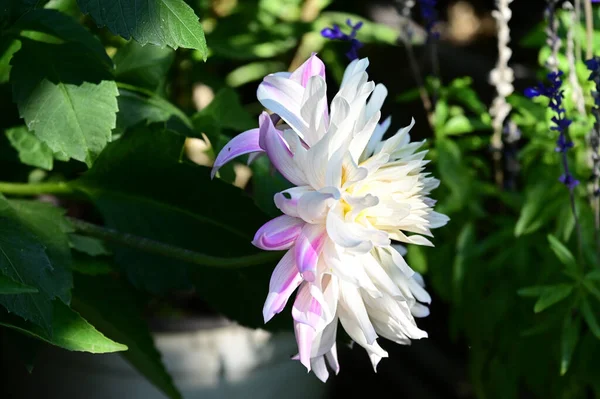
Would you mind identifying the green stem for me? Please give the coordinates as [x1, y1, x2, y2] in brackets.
[68, 218, 280, 269]
[0, 181, 74, 196]
[116, 82, 157, 98]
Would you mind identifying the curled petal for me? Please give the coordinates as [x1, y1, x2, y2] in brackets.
[294, 321, 317, 371]
[297, 188, 340, 224]
[252, 215, 305, 251]
[326, 203, 389, 253]
[274, 186, 314, 218]
[260, 112, 307, 186]
[211, 128, 262, 178]
[263, 250, 303, 323]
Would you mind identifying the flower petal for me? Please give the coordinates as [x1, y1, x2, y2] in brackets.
[274, 186, 314, 218]
[295, 224, 327, 282]
[294, 321, 316, 371]
[260, 112, 307, 186]
[252, 215, 305, 251]
[290, 53, 326, 87]
[257, 76, 308, 137]
[338, 282, 378, 344]
[311, 356, 330, 382]
[297, 188, 339, 224]
[211, 128, 262, 178]
[263, 249, 303, 323]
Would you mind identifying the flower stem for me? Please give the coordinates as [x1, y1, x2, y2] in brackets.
[0, 181, 74, 196]
[68, 218, 281, 268]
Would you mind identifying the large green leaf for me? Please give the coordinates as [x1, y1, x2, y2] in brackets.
[77, 0, 207, 56]
[73, 274, 181, 399]
[0, 301, 127, 353]
[5, 126, 54, 170]
[10, 39, 118, 166]
[114, 41, 174, 91]
[0, 197, 73, 334]
[72, 126, 288, 330]
[73, 125, 267, 289]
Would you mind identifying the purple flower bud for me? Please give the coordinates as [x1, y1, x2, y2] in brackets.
[320, 19, 364, 61]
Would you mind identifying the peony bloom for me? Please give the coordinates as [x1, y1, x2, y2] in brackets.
[212, 54, 448, 381]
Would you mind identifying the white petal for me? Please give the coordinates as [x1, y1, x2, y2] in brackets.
[338, 283, 378, 344]
[311, 356, 330, 382]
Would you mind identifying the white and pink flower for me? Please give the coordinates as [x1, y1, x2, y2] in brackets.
[212, 54, 448, 382]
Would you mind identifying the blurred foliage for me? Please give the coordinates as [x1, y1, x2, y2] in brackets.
[0, 1, 599, 399]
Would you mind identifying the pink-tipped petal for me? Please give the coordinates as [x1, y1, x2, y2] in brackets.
[292, 282, 324, 328]
[252, 215, 305, 251]
[294, 321, 316, 371]
[257, 77, 308, 136]
[263, 250, 303, 323]
[211, 128, 262, 179]
[290, 53, 326, 87]
[294, 224, 327, 282]
[259, 112, 307, 186]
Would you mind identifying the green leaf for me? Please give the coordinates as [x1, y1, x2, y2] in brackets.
[0, 274, 38, 294]
[5, 126, 54, 170]
[72, 125, 269, 293]
[560, 313, 581, 376]
[515, 182, 565, 236]
[116, 89, 191, 134]
[439, 115, 490, 136]
[69, 234, 110, 257]
[73, 274, 181, 399]
[225, 61, 286, 88]
[8, 9, 110, 66]
[547, 234, 578, 274]
[70, 253, 114, 276]
[0, 197, 73, 334]
[114, 41, 174, 91]
[581, 297, 600, 340]
[0, 301, 127, 353]
[191, 87, 255, 145]
[433, 99, 449, 134]
[536, 285, 574, 313]
[10, 39, 118, 166]
[0, 39, 20, 84]
[407, 244, 428, 274]
[78, 0, 208, 57]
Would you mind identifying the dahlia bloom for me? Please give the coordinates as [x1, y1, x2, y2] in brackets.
[212, 54, 448, 381]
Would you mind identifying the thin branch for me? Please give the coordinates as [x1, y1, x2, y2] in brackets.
[68, 218, 282, 269]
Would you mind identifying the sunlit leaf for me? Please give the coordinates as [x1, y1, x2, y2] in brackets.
[78, 0, 207, 57]
[0, 301, 127, 353]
